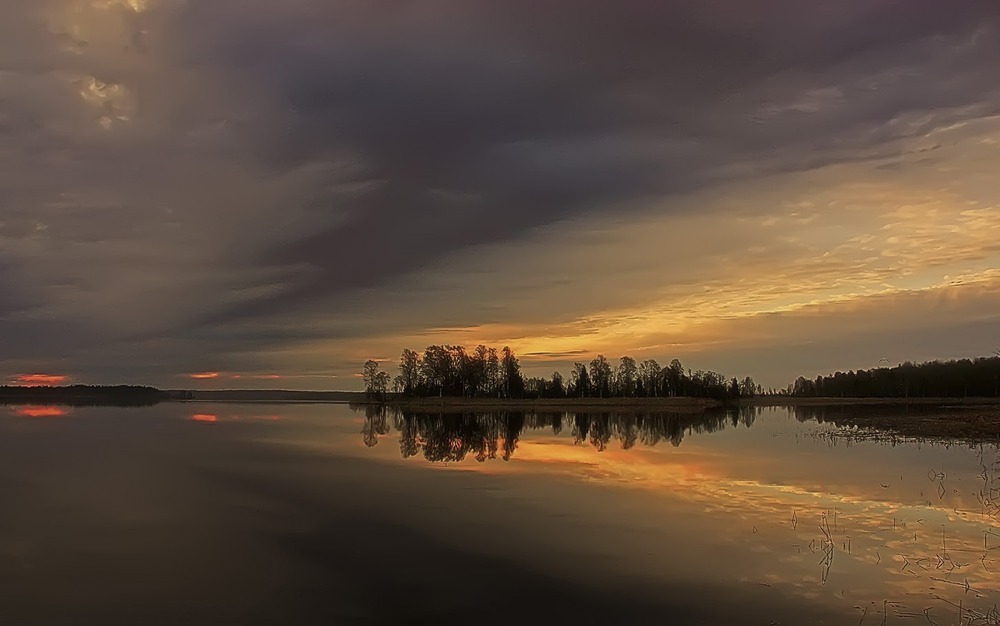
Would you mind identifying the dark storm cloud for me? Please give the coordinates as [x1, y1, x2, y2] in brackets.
[158, 0, 1000, 323]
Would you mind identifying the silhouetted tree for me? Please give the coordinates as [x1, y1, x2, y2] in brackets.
[472, 344, 491, 396]
[362, 360, 381, 399]
[398, 348, 421, 396]
[571, 362, 591, 397]
[616, 356, 638, 397]
[550, 371, 566, 398]
[420, 345, 453, 397]
[500, 346, 524, 398]
[589, 355, 612, 398]
[664, 359, 685, 397]
[639, 359, 662, 397]
[485, 348, 501, 397]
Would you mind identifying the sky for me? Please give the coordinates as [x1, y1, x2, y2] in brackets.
[2, 0, 1000, 391]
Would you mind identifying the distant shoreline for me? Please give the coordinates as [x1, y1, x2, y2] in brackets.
[0, 384, 165, 407]
[4, 386, 998, 413]
[167, 390, 365, 404]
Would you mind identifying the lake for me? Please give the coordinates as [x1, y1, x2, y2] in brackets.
[2, 403, 998, 625]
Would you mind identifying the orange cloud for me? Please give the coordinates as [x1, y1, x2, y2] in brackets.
[188, 372, 221, 380]
[190, 413, 218, 423]
[14, 406, 68, 418]
[14, 373, 68, 386]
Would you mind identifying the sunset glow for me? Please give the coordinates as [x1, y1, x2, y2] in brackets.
[14, 374, 69, 386]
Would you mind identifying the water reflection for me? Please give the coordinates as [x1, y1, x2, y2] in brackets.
[353, 403, 1000, 623]
[793, 403, 1000, 443]
[356, 404, 761, 461]
[10, 405, 69, 418]
[5, 402, 999, 624]
[185, 411, 285, 424]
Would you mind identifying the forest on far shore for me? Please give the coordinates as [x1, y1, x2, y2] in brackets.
[362, 345, 758, 403]
[788, 355, 1000, 398]
[0, 384, 165, 406]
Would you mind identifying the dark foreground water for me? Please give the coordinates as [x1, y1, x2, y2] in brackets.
[1, 403, 998, 625]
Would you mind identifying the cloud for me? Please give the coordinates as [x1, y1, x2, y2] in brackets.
[1, 0, 999, 387]
[187, 372, 221, 380]
[146, 0, 1000, 325]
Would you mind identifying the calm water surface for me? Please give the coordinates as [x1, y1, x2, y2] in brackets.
[1, 403, 997, 625]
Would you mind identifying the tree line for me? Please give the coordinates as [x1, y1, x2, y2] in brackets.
[362, 345, 760, 402]
[788, 356, 1000, 398]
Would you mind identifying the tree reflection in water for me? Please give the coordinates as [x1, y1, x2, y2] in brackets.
[354, 404, 761, 462]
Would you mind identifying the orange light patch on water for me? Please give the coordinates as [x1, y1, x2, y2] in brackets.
[14, 406, 68, 418]
[512, 440, 716, 482]
[14, 374, 69, 386]
[191, 413, 218, 423]
[189, 372, 221, 380]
